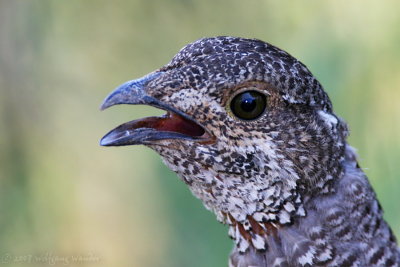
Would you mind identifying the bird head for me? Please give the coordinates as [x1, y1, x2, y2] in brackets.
[101, 37, 348, 250]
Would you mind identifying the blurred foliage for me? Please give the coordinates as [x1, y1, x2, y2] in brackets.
[0, 0, 399, 266]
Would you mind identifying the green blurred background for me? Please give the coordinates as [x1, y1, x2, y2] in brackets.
[0, 0, 399, 266]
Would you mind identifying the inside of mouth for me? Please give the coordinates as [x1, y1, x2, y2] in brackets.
[129, 112, 206, 137]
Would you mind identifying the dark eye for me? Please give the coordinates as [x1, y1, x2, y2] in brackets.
[230, 90, 267, 120]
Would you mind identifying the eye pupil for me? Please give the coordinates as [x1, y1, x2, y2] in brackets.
[230, 90, 267, 120]
[240, 94, 257, 112]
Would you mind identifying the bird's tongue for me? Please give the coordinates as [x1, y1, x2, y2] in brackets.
[100, 111, 208, 146]
[137, 112, 205, 137]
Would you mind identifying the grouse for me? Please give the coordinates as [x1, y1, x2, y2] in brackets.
[100, 37, 400, 266]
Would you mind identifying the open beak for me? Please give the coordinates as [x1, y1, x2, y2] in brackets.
[100, 72, 212, 146]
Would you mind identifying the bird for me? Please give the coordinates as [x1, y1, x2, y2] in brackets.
[100, 36, 400, 266]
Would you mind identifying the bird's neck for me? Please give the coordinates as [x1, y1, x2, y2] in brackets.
[225, 145, 354, 254]
[230, 145, 399, 266]
[159, 139, 352, 252]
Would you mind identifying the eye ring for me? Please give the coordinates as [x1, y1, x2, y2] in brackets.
[227, 90, 267, 121]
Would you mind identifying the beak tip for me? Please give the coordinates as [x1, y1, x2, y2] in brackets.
[100, 92, 119, 111]
[99, 102, 109, 111]
[99, 135, 112, 146]
[99, 139, 107, 146]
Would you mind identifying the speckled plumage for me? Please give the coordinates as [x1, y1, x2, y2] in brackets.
[101, 37, 400, 266]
